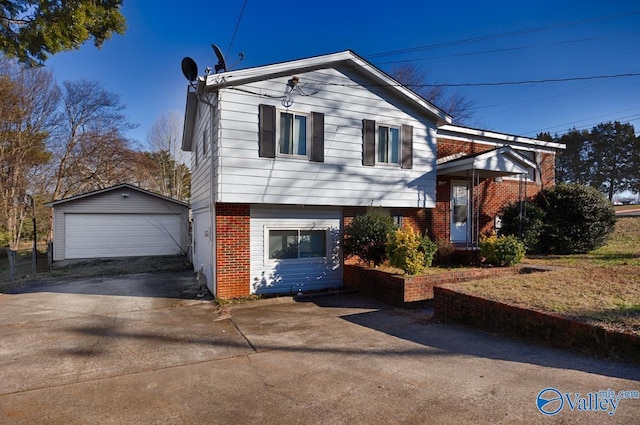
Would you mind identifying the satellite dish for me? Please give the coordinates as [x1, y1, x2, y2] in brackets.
[211, 44, 227, 73]
[181, 57, 198, 82]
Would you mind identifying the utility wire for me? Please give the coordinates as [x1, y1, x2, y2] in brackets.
[366, 11, 640, 58]
[303, 72, 640, 88]
[227, 0, 248, 57]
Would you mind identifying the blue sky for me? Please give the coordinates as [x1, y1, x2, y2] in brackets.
[46, 1, 640, 148]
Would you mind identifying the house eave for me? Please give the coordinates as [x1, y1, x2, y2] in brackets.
[439, 124, 566, 150]
[202, 50, 453, 125]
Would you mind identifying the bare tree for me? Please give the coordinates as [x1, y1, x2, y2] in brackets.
[391, 63, 475, 125]
[0, 58, 59, 249]
[141, 112, 190, 201]
[49, 79, 137, 200]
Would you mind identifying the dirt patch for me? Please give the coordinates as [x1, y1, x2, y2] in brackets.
[0, 255, 192, 293]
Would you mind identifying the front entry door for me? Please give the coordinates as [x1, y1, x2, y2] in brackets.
[451, 181, 470, 243]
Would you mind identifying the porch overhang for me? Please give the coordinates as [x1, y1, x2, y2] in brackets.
[436, 146, 536, 178]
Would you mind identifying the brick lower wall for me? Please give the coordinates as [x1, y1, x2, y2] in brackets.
[434, 286, 640, 361]
[215, 203, 251, 299]
[344, 264, 523, 308]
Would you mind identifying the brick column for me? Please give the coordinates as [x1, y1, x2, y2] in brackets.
[215, 203, 251, 299]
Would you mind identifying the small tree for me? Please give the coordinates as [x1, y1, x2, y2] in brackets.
[343, 212, 396, 266]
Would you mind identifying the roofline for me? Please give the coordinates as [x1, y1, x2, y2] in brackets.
[437, 145, 537, 176]
[200, 50, 453, 125]
[45, 183, 189, 207]
[439, 124, 566, 150]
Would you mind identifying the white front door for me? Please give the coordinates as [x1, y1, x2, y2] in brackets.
[450, 181, 470, 242]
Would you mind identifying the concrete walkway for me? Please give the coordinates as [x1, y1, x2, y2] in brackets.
[1, 271, 639, 424]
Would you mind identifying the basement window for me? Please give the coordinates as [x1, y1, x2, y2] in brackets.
[268, 229, 327, 260]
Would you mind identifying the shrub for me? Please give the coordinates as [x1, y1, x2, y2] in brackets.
[498, 200, 546, 254]
[434, 238, 456, 265]
[536, 183, 616, 254]
[420, 233, 438, 268]
[343, 212, 396, 265]
[387, 226, 425, 275]
[479, 234, 525, 266]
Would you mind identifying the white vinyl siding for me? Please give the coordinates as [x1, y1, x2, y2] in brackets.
[250, 206, 342, 295]
[215, 67, 437, 208]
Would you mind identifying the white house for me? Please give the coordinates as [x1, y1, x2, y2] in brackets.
[181, 50, 564, 299]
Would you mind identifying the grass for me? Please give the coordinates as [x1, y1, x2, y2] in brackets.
[453, 216, 640, 335]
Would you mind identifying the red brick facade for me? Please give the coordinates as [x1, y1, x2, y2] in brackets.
[215, 203, 251, 298]
[432, 138, 556, 241]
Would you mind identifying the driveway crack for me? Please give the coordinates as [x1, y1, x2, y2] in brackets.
[230, 318, 257, 352]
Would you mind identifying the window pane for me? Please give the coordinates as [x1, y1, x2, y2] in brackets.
[279, 113, 293, 154]
[378, 126, 388, 162]
[293, 115, 307, 156]
[269, 230, 298, 259]
[299, 230, 326, 258]
[389, 127, 400, 164]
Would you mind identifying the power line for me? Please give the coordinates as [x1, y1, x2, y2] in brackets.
[366, 11, 640, 59]
[226, 0, 248, 57]
[372, 33, 640, 66]
[304, 72, 640, 88]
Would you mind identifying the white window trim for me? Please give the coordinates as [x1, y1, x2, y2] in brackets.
[276, 109, 310, 159]
[264, 226, 330, 264]
[376, 123, 402, 166]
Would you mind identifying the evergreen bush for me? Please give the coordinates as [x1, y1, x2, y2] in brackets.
[498, 200, 546, 254]
[343, 212, 396, 265]
[536, 183, 616, 254]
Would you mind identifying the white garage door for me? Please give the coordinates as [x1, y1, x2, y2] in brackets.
[64, 214, 182, 259]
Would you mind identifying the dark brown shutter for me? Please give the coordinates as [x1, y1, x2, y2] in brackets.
[259, 104, 276, 158]
[310, 112, 324, 162]
[362, 119, 375, 166]
[401, 124, 413, 169]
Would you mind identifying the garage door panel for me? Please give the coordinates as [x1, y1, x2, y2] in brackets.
[64, 214, 182, 259]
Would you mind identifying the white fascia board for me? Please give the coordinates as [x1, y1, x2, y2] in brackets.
[437, 146, 536, 175]
[439, 124, 566, 150]
[202, 50, 452, 125]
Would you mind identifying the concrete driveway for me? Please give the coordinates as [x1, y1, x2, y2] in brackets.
[1, 272, 639, 424]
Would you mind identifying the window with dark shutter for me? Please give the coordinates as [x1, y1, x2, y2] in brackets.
[362, 119, 376, 166]
[310, 112, 324, 162]
[259, 104, 276, 158]
[401, 124, 413, 169]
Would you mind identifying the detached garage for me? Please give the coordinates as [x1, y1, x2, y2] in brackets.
[47, 184, 190, 262]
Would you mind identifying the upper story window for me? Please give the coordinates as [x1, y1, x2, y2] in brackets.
[259, 104, 324, 162]
[363, 119, 413, 169]
[279, 112, 308, 156]
[377, 125, 401, 164]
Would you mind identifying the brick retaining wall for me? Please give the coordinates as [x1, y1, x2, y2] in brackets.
[434, 286, 640, 361]
[344, 264, 524, 308]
